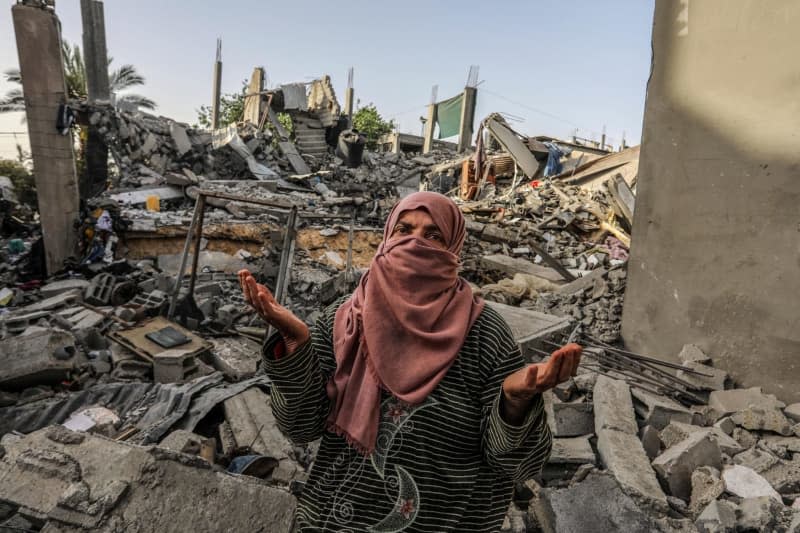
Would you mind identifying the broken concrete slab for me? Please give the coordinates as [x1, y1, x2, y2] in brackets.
[485, 301, 572, 360]
[733, 447, 780, 473]
[659, 421, 744, 456]
[678, 344, 711, 364]
[631, 387, 693, 430]
[695, 499, 737, 533]
[158, 250, 249, 276]
[169, 122, 192, 156]
[533, 472, 663, 533]
[39, 279, 90, 299]
[541, 435, 596, 481]
[205, 336, 262, 381]
[676, 361, 730, 391]
[14, 289, 83, 314]
[736, 496, 785, 532]
[785, 403, 800, 423]
[109, 186, 184, 206]
[731, 405, 794, 435]
[708, 387, 784, 418]
[689, 466, 724, 516]
[596, 427, 668, 513]
[761, 457, 800, 495]
[0, 328, 86, 389]
[547, 400, 594, 437]
[652, 431, 722, 500]
[0, 426, 295, 532]
[158, 429, 206, 455]
[722, 464, 782, 501]
[640, 425, 662, 460]
[593, 375, 638, 435]
[761, 435, 800, 454]
[223, 388, 293, 463]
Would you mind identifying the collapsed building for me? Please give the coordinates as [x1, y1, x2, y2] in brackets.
[2, 0, 800, 532]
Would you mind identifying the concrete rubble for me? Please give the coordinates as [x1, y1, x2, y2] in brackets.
[2, 89, 800, 533]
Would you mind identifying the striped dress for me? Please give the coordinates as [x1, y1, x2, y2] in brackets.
[262, 300, 552, 532]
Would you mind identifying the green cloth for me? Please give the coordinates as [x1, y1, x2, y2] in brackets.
[436, 93, 464, 139]
[262, 298, 552, 532]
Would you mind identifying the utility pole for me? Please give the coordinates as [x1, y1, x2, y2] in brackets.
[12, 1, 80, 274]
[211, 38, 222, 129]
[344, 67, 354, 128]
[457, 65, 479, 153]
[80, 0, 110, 198]
[422, 85, 438, 154]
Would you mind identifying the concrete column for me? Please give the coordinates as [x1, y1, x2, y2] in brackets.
[242, 67, 264, 125]
[344, 88, 354, 127]
[12, 3, 80, 274]
[210, 39, 222, 129]
[457, 86, 477, 152]
[80, 0, 110, 103]
[422, 103, 437, 154]
[344, 67, 354, 128]
[622, 0, 800, 402]
[80, 0, 110, 198]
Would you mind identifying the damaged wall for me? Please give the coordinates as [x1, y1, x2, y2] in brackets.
[622, 0, 800, 402]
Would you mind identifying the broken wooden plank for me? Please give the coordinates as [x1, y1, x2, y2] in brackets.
[278, 141, 311, 175]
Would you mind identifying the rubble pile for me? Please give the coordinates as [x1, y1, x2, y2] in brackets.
[500, 345, 800, 532]
[3, 94, 799, 531]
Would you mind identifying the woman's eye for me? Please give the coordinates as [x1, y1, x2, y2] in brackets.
[427, 233, 443, 242]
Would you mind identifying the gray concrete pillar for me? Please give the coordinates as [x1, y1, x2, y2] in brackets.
[457, 86, 477, 153]
[422, 103, 437, 154]
[12, 3, 80, 274]
[80, 0, 110, 103]
[211, 39, 222, 129]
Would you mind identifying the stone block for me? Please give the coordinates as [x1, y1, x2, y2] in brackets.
[731, 405, 794, 436]
[677, 361, 730, 391]
[481, 224, 518, 245]
[640, 425, 662, 460]
[785, 403, 800, 423]
[593, 375, 638, 435]
[736, 496, 784, 532]
[0, 328, 85, 389]
[714, 417, 735, 435]
[660, 421, 744, 456]
[695, 499, 737, 533]
[722, 464, 781, 501]
[689, 466, 724, 515]
[550, 402, 594, 437]
[678, 344, 711, 364]
[733, 447, 780, 473]
[153, 349, 198, 384]
[708, 387, 784, 417]
[533, 472, 662, 533]
[761, 457, 800, 495]
[596, 427, 668, 513]
[224, 388, 294, 461]
[541, 435, 595, 481]
[84, 273, 115, 306]
[631, 388, 693, 430]
[652, 431, 722, 500]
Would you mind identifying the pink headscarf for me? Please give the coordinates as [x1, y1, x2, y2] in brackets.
[327, 191, 485, 454]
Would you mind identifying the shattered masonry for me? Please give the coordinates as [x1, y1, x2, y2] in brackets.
[1, 70, 800, 533]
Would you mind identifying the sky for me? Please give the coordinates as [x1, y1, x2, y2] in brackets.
[0, 0, 655, 159]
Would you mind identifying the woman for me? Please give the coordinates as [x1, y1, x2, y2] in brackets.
[239, 191, 581, 532]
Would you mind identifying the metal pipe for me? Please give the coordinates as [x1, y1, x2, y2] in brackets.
[168, 197, 203, 318]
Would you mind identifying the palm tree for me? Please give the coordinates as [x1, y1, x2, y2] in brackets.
[0, 42, 156, 112]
